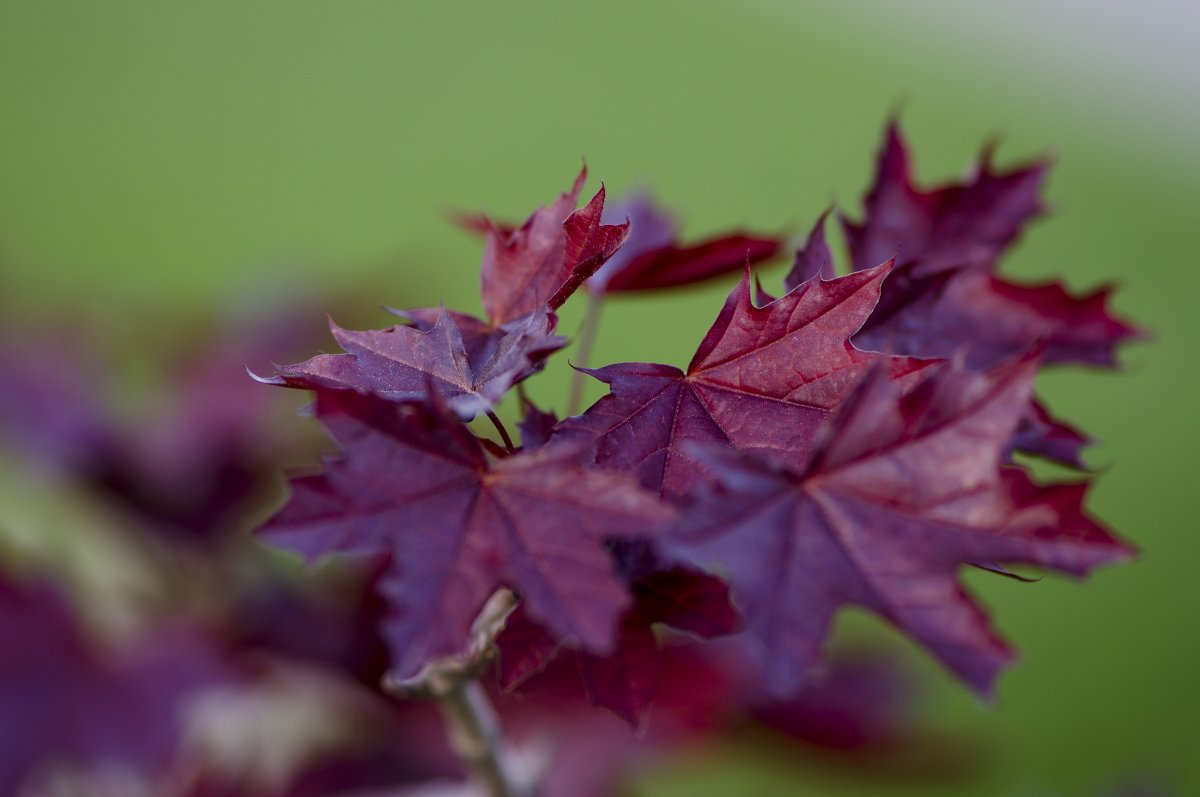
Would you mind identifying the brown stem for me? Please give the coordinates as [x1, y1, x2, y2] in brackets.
[567, 291, 604, 417]
[383, 589, 531, 797]
[437, 679, 530, 797]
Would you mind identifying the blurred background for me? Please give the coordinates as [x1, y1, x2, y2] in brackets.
[0, 1, 1195, 795]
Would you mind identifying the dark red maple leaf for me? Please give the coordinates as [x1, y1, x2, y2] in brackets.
[985, 276, 1146, 368]
[495, 541, 739, 726]
[270, 170, 630, 418]
[660, 357, 1132, 695]
[855, 269, 1143, 371]
[840, 121, 1048, 276]
[488, 639, 742, 797]
[588, 192, 783, 294]
[258, 389, 673, 678]
[498, 604, 662, 729]
[255, 307, 565, 420]
[0, 578, 234, 795]
[574, 560, 740, 727]
[459, 190, 782, 297]
[478, 166, 629, 325]
[553, 263, 932, 500]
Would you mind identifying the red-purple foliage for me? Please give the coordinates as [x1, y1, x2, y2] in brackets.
[553, 263, 931, 500]
[590, 191, 783, 294]
[259, 389, 672, 676]
[249, 128, 1137, 788]
[0, 579, 234, 795]
[659, 358, 1131, 694]
[0, 121, 1143, 796]
[839, 122, 1048, 276]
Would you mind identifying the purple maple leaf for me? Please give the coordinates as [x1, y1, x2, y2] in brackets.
[589, 192, 783, 294]
[258, 390, 673, 677]
[840, 121, 1048, 275]
[660, 357, 1132, 694]
[496, 541, 738, 726]
[256, 307, 564, 420]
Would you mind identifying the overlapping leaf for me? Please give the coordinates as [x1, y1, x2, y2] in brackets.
[588, 192, 783, 294]
[834, 125, 1143, 371]
[256, 307, 564, 420]
[496, 541, 738, 726]
[854, 268, 1143, 370]
[1010, 397, 1091, 468]
[661, 357, 1132, 695]
[783, 208, 836, 289]
[815, 125, 1143, 468]
[554, 263, 932, 500]
[486, 641, 740, 797]
[478, 167, 629, 324]
[265, 169, 634, 419]
[259, 390, 673, 677]
[840, 122, 1048, 275]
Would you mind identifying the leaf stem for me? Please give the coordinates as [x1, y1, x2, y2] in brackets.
[486, 410, 516, 454]
[437, 680, 529, 797]
[567, 291, 605, 417]
[384, 589, 531, 797]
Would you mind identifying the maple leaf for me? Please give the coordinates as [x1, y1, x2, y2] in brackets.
[746, 645, 922, 751]
[588, 192, 783, 294]
[495, 541, 738, 726]
[258, 389, 673, 677]
[837, 125, 1142, 372]
[554, 263, 932, 500]
[459, 190, 782, 297]
[497, 603, 662, 729]
[0, 578, 233, 795]
[855, 269, 1144, 371]
[288, 169, 627, 418]
[515, 396, 558, 451]
[255, 306, 565, 420]
[841, 121, 1048, 276]
[660, 357, 1132, 695]
[819, 121, 1143, 467]
[783, 208, 837, 289]
[479, 166, 629, 325]
[1010, 397, 1091, 468]
[851, 264, 1141, 468]
[486, 639, 741, 797]
[577, 561, 740, 727]
[984, 276, 1146, 368]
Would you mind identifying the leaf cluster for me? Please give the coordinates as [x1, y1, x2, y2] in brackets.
[259, 123, 1139, 725]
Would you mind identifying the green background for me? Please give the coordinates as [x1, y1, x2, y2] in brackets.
[0, 2, 1193, 795]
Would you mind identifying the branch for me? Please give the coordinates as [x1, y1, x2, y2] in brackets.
[383, 589, 532, 797]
